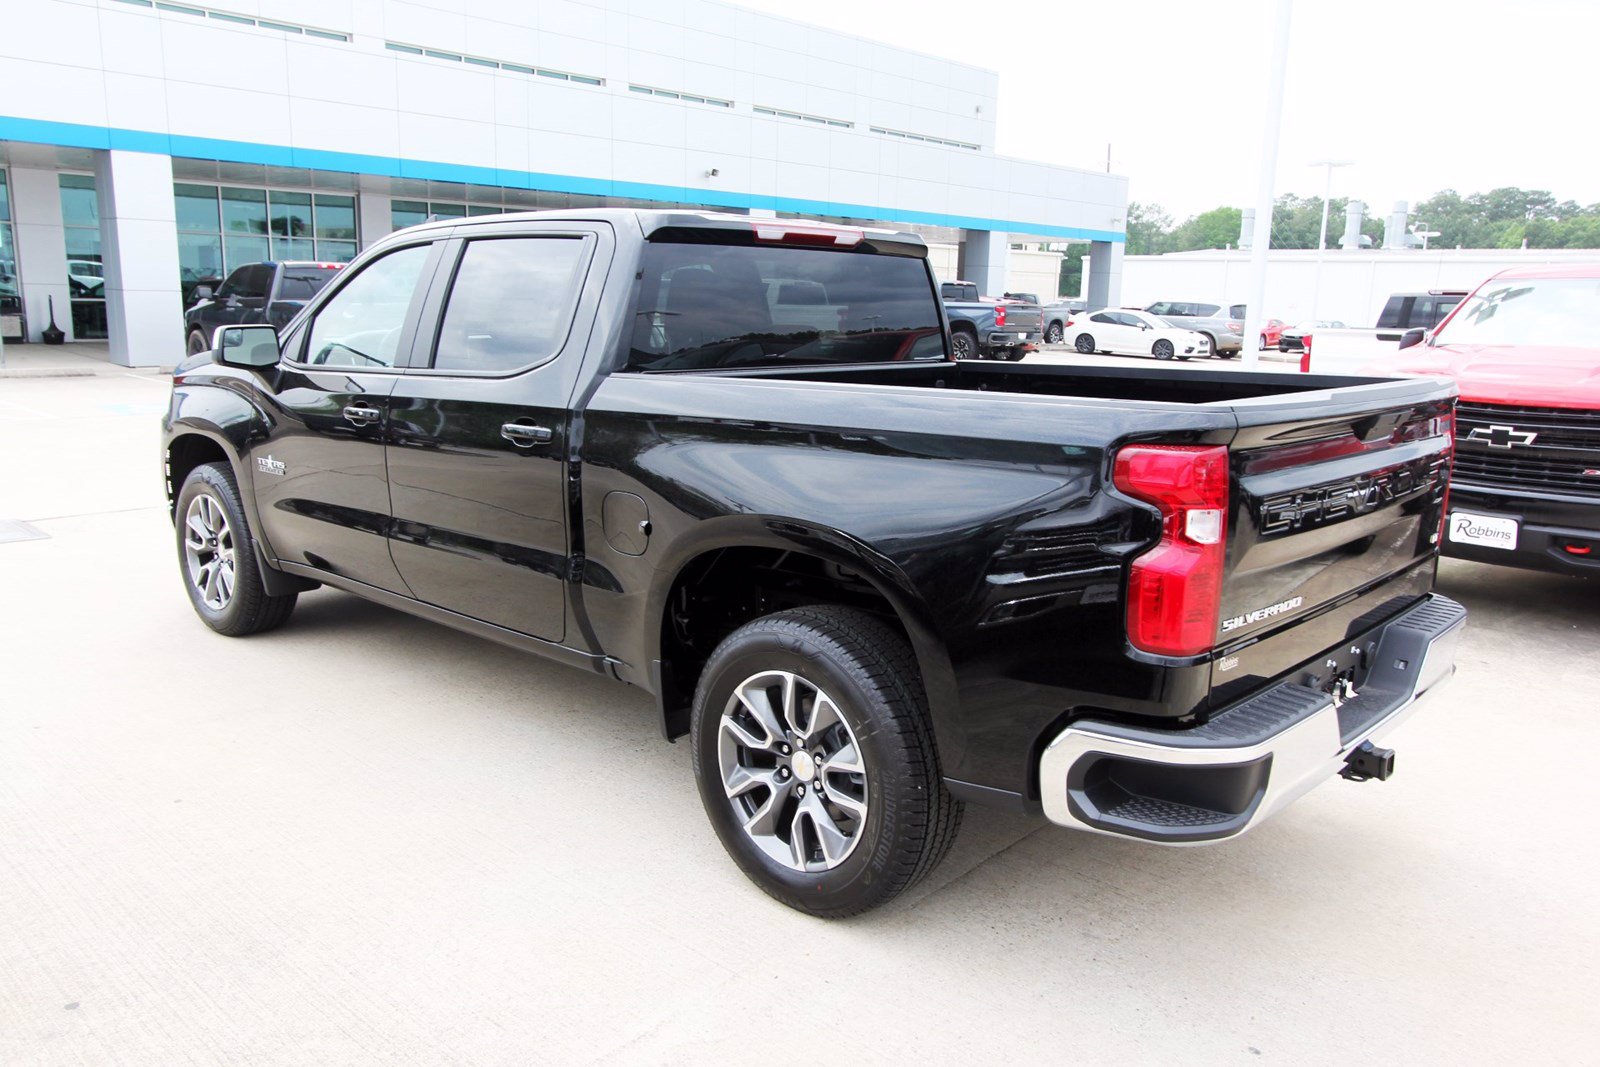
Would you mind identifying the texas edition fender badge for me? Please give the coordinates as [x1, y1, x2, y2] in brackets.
[256, 454, 286, 477]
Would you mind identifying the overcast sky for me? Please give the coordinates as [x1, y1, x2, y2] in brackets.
[733, 0, 1600, 223]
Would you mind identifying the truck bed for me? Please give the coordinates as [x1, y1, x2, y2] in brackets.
[703, 354, 1403, 406]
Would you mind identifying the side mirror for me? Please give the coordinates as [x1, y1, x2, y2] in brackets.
[215, 324, 281, 368]
[1398, 327, 1426, 350]
[192, 285, 214, 302]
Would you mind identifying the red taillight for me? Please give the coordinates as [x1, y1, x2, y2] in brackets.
[1113, 444, 1230, 657]
[994, 303, 1007, 328]
[1227, 320, 1242, 332]
[1064, 317, 1075, 328]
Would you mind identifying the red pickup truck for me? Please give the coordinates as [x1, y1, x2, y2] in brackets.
[1384, 265, 1600, 574]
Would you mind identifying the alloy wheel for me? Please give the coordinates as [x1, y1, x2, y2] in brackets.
[718, 670, 869, 873]
[183, 493, 236, 611]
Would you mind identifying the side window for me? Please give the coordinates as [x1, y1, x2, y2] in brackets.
[1228, 304, 1247, 319]
[303, 244, 431, 368]
[1406, 298, 1433, 328]
[1090, 312, 1115, 324]
[216, 265, 253, 300]
[1376, 296, 1406, 329]
[1145, 302, 1172, 315]
[239, 264, 272, 303]
[432, 237, 589, 373]
[1430, 297, 1461, 327]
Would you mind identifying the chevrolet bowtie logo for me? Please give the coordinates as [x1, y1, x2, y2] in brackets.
[1468, 424, 1538, 449]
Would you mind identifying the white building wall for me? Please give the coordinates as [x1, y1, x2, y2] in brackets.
[0, 0, 1127, 243]
[1006, 248, 1063, 300]
[1121, 249, 1600, 327]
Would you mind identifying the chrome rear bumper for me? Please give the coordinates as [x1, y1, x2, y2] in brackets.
[1038, 594, 1466, 844]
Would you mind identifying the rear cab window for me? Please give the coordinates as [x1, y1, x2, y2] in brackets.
[627, 242, 945, 371]
[277, 266, 341, 301]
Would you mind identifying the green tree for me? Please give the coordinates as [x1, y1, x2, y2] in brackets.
[1168, 206, 1242, 251]
[1124, 202, 1173, 256]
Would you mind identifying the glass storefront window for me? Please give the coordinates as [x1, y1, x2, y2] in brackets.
[390, 199, 507, 231]
[270, 191, 312, 239]
[0, 170, 17, 304]
[224, 233, 271, 268]
[59, 174, 106, 339]
[176, 183, 362, 303]
[314, 195, 356, 240]
[390, 199, 429, 230]
[175, 183, 220, 232]
[221, 187, 268, 235]
[178, 233, 223, 291]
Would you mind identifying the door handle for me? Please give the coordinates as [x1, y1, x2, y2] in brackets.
[501, 423, 554, 447]
[343, 404, 382, 425]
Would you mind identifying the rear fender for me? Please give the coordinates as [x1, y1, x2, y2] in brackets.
[644, 514, 961, 760]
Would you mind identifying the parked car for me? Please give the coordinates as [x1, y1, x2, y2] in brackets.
[1068, 308, 1210, 360]
[1258, 318, 1287, 350]
[942, 280, 1042, 360]
[184, 261, 344, 356]
[1380, 265, 1600, 576]
[1279, 319, 1345, 352]
[162, 209, 1462, 917]
[1144, 300, 1246, 358]
[1040, 299, 1090, 344]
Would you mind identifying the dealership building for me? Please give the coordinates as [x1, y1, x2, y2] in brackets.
[0, 0, 1128, 364]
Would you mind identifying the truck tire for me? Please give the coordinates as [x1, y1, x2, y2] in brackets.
[175, 462, 298, 637]
[1045, 321, 1064, 344]
[690, 605, 963, 918]
[1074, 332, 1096, 354]
[187, 328, 210, 357]
[950, 326, 978, 360]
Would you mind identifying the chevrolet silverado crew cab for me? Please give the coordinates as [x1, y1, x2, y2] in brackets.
[162, 210, 1465, 917]
[1383, 265, 1600, 575]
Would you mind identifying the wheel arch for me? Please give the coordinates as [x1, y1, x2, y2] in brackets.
[643, 515, 959, 754]
[164, 388, 274, 556]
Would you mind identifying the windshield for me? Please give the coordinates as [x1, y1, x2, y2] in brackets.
[1433, 276, 1600, 348]
[628, 243, 945, 371]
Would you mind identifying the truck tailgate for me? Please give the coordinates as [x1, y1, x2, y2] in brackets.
[1212, 383, 1455, 704]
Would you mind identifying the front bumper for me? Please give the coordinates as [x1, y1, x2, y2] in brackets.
[1038, 594, 1466, 844]
[1443, 483, 1600, 575]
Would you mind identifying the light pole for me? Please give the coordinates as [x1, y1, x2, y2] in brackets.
[1309, 159, 1352, 322]
[1240, 0, 1293, 370]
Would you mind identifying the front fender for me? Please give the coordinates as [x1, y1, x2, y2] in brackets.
[164, 377, 277, 554]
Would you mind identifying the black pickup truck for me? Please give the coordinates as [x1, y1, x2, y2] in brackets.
[183, 260, 343, 357]
[162, 210, 1465, 917]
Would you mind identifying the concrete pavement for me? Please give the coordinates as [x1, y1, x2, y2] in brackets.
[2, 369, 1597, 1064]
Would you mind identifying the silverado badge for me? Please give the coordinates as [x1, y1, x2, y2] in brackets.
[1220, 596, 1305, 633]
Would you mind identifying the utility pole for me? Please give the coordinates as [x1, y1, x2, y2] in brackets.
[1309, 159, 1352, 322]
[1106, 144, 1112, 174]
[1241, 0, 1293, 370]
